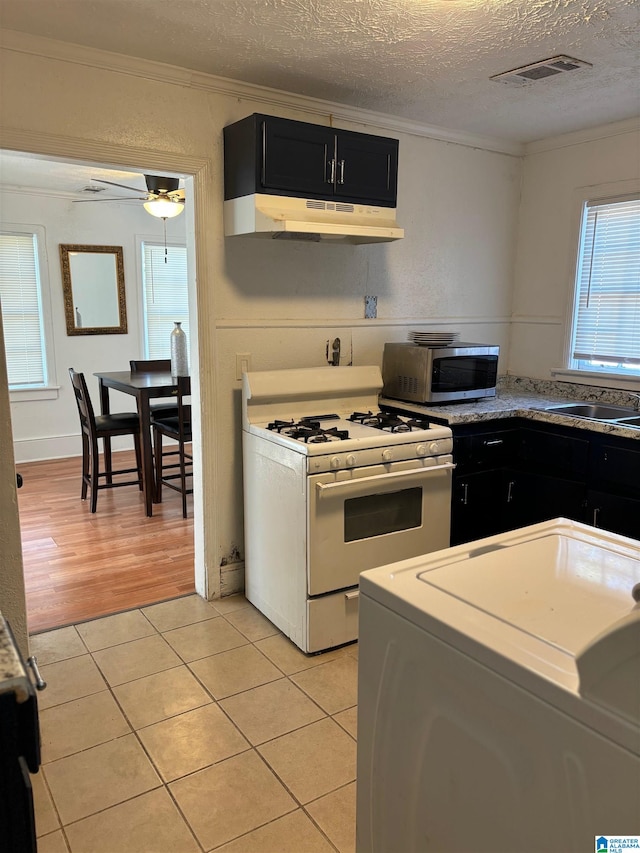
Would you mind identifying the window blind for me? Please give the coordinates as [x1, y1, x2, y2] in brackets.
[0, 231, 46, 387]
[142, 242, 189, 359]
[572, 196, 640, 370]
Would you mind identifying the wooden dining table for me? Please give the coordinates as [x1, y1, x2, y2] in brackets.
[94, 370, 180, 517]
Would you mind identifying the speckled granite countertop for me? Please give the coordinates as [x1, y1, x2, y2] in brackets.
[0, 613, 31, 703]
[380, 376, 640, 441]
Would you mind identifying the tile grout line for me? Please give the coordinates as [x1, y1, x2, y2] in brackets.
[33, 598, 357, 852]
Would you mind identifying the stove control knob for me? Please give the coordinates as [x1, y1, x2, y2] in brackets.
[330, 456, 341, 470]
[429, 441, 440, 454]
[416, 444, 428, 457]
[382, 449, 394, 462]
[346, 454, 357, 467]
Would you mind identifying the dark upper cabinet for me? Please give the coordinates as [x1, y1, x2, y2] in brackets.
[332, 131, 398, 204]
[262, 118, 336, 197]
[224, 113, 399, 207]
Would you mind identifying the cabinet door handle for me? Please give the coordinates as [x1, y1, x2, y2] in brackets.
[338, 159, 345, 184]
[483, 439, 503, 447]
[507, 480, 515, 503]
[592, 507, 600, 527]
[26, 655, 47, 691]
[328, 158, 336, 184]
[462, 482, 468, 505]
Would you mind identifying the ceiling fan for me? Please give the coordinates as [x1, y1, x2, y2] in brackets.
[75, 174, 185, 218]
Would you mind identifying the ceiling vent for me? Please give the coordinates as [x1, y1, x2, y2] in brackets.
[490, 55, 592, 86]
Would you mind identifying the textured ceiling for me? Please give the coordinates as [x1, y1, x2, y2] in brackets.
[0, 0, 639, 142]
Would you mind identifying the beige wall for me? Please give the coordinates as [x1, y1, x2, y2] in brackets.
[5, 189, 187, 461]
[0, 302, 28, 656]
[510, 121, 640, 380]
[0, 37, 521, 606]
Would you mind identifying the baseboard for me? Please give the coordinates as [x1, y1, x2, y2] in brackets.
[13, 434, 135, 464]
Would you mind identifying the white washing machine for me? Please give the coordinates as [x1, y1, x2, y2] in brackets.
[357, 519, 640, 853]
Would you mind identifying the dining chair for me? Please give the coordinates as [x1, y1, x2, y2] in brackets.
[152, 375, 193, 517]
[129, 359, 179, 418]
[69, 368, 143, 513]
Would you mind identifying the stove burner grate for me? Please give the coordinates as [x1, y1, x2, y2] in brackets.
[349, 410, 429, 433]
[269, 417, 350, 443]
[290, 425, 350, 443]
[267, 419, 295, 433]
[405, 417, 433, 431]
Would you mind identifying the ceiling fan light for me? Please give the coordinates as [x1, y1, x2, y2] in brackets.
[143, 197, 184, 218]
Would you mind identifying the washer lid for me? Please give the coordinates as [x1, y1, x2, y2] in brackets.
[417, 531, 640, 656]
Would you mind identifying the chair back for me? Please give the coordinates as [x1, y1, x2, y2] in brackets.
[129, 359, 171, 373]
[69, 368, 97, 438]
[176, 375, 192, 437]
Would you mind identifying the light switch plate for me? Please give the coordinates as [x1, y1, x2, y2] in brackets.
[364, 295, 377, 319]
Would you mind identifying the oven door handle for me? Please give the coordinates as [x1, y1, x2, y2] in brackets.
[315, 462, 456, 498]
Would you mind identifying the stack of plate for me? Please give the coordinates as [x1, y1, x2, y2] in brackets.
[408, 330, 460, 347]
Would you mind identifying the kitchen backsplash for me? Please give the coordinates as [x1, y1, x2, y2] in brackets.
[500, 376, 640, 408]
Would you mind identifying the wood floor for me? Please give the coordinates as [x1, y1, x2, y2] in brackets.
[17, 450, 195, 634]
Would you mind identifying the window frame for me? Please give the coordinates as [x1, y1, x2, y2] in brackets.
[556, 179, 640, 391]
[1, 223, 58, 402]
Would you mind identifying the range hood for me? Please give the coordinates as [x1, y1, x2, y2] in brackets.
[224, 193, 404, 244]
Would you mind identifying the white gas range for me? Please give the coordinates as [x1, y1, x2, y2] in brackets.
[242, 365, 454, 653]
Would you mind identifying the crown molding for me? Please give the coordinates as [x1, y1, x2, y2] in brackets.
[1, 29, 523, 157]
[525, 116, 640, 155]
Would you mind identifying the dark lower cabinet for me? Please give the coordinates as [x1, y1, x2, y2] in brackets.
[591, 439, 640, 494]
[0, 694, 38, 853]
[507, 470, 586, 529]
[519, 426, 589, 480]
[0, 621, 41, 853]
[450, 418, 640, 547]
[586, 491, 640, 540]
[451, 469, 509, 545]
[587, 435, 640, 540]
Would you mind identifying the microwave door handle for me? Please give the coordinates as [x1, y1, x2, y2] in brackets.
[315, 462, 456, 499]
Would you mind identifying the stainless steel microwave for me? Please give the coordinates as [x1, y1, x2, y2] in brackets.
[381, 342, 499, 404]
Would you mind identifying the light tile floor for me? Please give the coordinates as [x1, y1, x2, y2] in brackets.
[30, 594, 358, 853]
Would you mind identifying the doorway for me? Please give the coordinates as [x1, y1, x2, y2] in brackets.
[1, 151, 200, 633]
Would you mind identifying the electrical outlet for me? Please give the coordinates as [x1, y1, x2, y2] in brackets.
[364, 295, 377, 319]
[235, 352, 251, 380]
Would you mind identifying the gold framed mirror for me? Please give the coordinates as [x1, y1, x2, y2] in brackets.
[60, 244, 127, 336]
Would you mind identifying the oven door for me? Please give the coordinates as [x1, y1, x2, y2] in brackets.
[307, 457, 454, 595]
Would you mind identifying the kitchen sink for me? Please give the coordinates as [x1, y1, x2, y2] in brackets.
[542, 403, 638, 420]
[614, 416, 640, 428]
